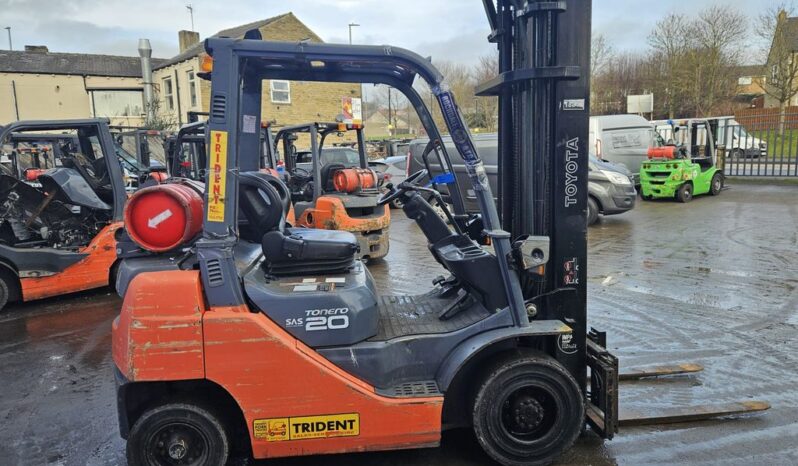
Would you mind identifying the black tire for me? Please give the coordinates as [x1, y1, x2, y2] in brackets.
[127, 402, 229, 466]
[0, 274, 9, 313]
[587, 197, 599, 226]
[710, 173, 723, 196]
[676, 183, 693, 203]
[472, 351, 584, 466]
[640, 194, 653, 201]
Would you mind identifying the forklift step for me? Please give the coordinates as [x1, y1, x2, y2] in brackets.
[376, 381, 442, 399]
[619, 363, 704, 381]
[619, 401, 770, 427]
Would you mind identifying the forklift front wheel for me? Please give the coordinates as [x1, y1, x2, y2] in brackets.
[676, 183, 693, 203]
[127, 402, 229, 466]
[472, 351, 584, 466]
[710, 173, 723, 196]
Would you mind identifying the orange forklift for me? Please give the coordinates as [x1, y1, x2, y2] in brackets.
[0, 119, 127, 311]
[112, 7, 767, 466]
[275, 121, 390, 261]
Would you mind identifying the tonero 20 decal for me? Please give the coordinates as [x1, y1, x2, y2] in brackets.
[207, 130, 228, 222]
[253, 413, 360, 442]
[285, 308, 350, 332]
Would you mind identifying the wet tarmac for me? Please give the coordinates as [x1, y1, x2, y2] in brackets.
[0, 182, 796, 465]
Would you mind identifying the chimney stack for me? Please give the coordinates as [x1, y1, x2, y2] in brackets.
[138, 39, 155, 123]
[178, 30, 200, 53]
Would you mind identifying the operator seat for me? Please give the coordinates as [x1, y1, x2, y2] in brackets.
[237, 172, 358, 276]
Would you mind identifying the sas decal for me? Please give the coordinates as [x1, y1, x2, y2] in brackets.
[254, 413, 360, 442]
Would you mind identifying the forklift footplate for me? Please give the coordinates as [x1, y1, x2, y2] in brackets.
[619, 401, 770, 427]
[369, 291, 489, 341]
[619, 363, 704, 381]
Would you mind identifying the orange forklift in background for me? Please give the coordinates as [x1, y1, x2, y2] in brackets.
[275, 121, 390, 261]
[0, 119, 127, 311]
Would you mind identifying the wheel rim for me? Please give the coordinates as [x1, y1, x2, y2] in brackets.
[713, 177, 721, 192]
[145, 422, 210, 466]
[489, 376, 566, 455]
[501, 387, 556, 440]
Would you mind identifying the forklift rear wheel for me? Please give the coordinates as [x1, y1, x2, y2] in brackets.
[472, 351, 584, 466]
[710, 173, 723, 196]
[587, 197, 599, 226]
[676, 183, 693, 203]
[0, 275, 9, 312]
[127, 402, 229, 466]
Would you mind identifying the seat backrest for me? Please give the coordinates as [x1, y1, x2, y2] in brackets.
[238, 172, 288, 240]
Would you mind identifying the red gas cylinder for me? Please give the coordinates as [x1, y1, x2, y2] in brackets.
[124, 183, 204, 252]
[648, 146, 677, 159]
[25, 169, 46, 181]
[148, 171, 169, 183]
[332, 168, 377, 193]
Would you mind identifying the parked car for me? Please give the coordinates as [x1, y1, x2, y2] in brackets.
[408, 134, 636, 225]
[371, 155, 409, 207]
[589, 114, 656, 184]
[588, 154, 636, 225]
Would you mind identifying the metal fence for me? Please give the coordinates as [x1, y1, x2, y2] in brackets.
[723, 109, 798, 177]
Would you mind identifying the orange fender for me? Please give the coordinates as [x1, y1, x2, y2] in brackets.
[20, 222, 122, 302]
[112, 270, 206, 381]
[297, 196, 390, 232]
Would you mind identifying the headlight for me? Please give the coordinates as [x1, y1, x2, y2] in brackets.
[602, 170, 632, 185]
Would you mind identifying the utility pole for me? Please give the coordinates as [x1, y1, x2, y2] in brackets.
[186, 5, 195, 31]
[387, 87, 393, 137]
[348, 22, 360, 45]
[4, 27, 11, 51]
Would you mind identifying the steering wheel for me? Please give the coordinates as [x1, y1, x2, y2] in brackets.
[378, 169, 428, 206]
[291, 166, 312, 179]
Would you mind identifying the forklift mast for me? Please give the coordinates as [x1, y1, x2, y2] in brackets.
[480, 0, 592, 388]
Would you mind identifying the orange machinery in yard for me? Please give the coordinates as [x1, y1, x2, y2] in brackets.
[0, 119, 128, 311]
[275, 121, 390, 261]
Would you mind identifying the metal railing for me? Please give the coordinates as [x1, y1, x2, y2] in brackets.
[723, 111, 798, 177]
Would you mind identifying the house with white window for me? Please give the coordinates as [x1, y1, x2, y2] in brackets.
[0, 45, 165, 125]
[152, 13, 362, 131]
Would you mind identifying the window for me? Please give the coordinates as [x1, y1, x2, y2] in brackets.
[186, 70, 198, 108]
[163, 77, 174, 110]
[270, 80, 291, 104]
[738, 76, 753, 86]
[92, 90, 144, 118]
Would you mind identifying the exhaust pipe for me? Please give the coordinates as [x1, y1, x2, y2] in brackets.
[138, 38, 155, 123]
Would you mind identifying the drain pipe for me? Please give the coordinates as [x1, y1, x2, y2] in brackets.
[138, 38, 155, 124]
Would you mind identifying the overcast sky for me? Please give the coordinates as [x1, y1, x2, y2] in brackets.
[0, 0, 771, 64]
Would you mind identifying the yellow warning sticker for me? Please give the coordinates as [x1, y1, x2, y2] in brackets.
[207, 130, 228, 222]
[254, 413, 359, 442]
[254, 417, 289, 442]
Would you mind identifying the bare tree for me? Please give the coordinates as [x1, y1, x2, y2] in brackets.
[685, 5, 747, 117]
[648, 13, 693, 118]
[472, 53, 499, 132]
[758, 4, 798, 135]
[590, 33, 615, 111]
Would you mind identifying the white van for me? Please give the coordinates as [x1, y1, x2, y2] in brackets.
[714, 117, 767, 158]
[653, 117, 767, 159]
[589, 115, 656, 183]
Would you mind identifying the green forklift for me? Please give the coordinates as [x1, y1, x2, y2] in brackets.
[641, 119, 724, 202]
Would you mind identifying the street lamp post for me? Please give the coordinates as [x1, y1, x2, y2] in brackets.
[348, 22, 360, 45]
[4, 27, 11, 51]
